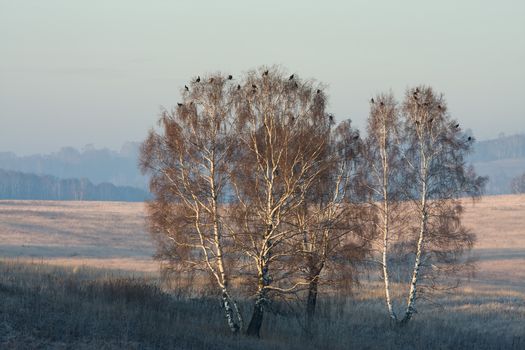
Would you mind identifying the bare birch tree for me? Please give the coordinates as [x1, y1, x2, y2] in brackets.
[292, 119, 371, 330]
[398, 86, 486, 324]
[359, 93, 405, 322]
[363, 88, 486, 325]
[139, 73, 243, 333]
[228, 67, 330, 337]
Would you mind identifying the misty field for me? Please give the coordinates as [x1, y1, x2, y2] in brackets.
[0, 195, 524, 349]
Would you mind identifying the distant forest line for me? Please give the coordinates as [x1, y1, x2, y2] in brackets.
[0, 134, 524, 201]
[0, 169, 149, 202]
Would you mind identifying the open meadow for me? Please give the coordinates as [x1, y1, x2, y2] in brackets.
[0, 195, 524, 349]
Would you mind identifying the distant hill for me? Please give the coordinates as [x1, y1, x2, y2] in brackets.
[470, 134, 525, 162]
[1, 135, 524, 197]
[0, 142, 147, 190]
[470, 134, 525, 194]
[0, 169, 149, 202]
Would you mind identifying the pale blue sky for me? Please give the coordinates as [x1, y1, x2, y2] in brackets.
[1, 0, 524, 154]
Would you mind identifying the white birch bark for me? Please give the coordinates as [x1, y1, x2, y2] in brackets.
[401, 107, 430, 324]
[379, 121, 397, 322]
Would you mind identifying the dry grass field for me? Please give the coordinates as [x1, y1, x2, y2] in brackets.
[1, 195, 523, 289]
[0, 200, 156, 273]
[461, 195, 525, 291]
[0, 195, 523, 349]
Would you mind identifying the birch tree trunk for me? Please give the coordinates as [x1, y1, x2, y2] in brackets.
[305, 268, 321, 331]
[210, 156, 243, 333]
[246, 258, 270, 337]
[380, 120, 397, 322]
[401, 118, 429, 325]
[401, 196, 427, 324]
[381, 200, 396, 321]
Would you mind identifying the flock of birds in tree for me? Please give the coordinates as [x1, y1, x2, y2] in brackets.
[177, 70, 317, 107]
[179, 71, 306, 96]
[175, 73, 471, 142]
[369, 90, 470, 140]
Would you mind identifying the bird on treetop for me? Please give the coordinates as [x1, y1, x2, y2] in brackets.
[185, 85, 189, 91]
[455, 123, 460, 128]
[468, 136, 472, 141]
[228, 75, 233, 80]
[370, 98, 375, 104]
[196, 76, 201, 83]
[177, 103, 183, 107]
[289, 74, 294, 80]
[263, 70, 269, 76]
[317, 89, 321, 94]
[237, 84, 241, 90]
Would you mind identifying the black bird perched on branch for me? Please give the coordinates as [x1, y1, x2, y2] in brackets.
[370, 98, 375, 104]
[196, 76, 201, 83]
[317, 89, 321, 94]
[184, 85, 189, 91]
[468, 136, 472, 141]
[329, 114, 334, 121]
[252, 84, 257, 89]
[237, 84, 241, 90]
[263, 70, 269, 76]
[289, 74, 294, 80]
[228, 75, 233, 80]
[455, 123, 460, 128]
[177, 103, 183, 107]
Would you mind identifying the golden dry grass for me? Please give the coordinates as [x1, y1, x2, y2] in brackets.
[0, 200, 156, 273]
[461, 194, 525, 291]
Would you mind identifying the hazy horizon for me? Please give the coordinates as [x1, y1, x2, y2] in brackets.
[1, 0, 524, 155]
[2, 133, 525, 158]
